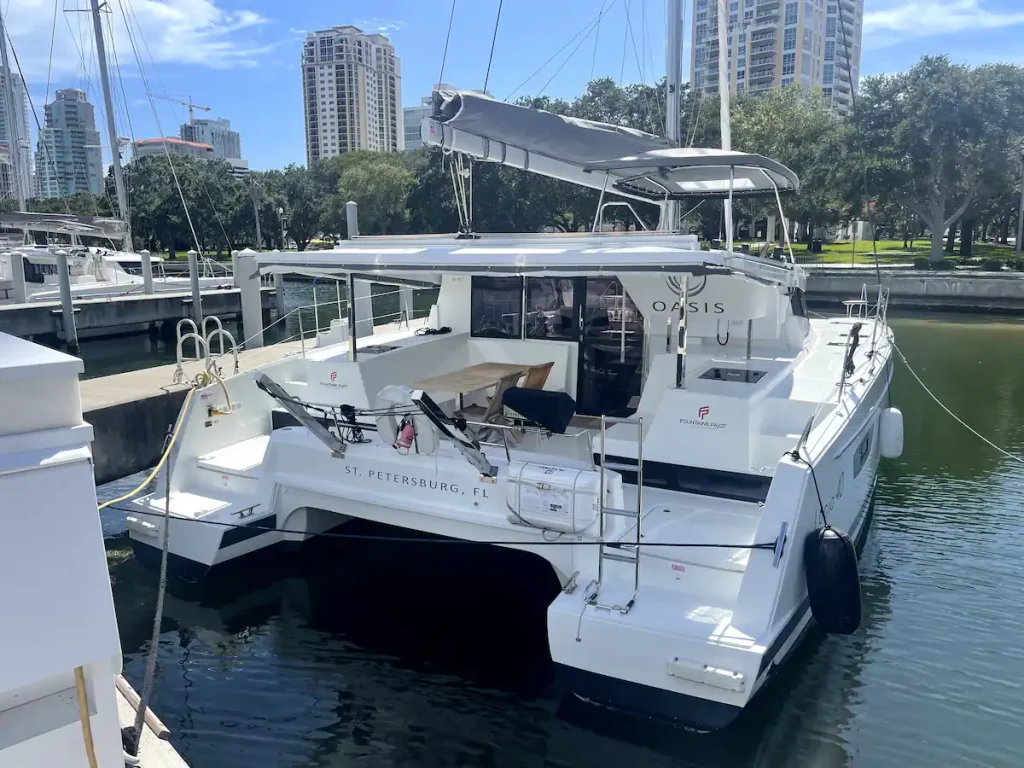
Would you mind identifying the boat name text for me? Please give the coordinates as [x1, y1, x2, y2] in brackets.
[343, 465, 489, 497]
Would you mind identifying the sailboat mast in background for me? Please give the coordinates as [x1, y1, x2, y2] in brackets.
[716, 0, 734, 250]
[89, 0, 133, 251]
[663, 0, 683, 232]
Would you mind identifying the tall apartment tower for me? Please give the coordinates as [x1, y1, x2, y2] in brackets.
[34, 89, 103, 198]
[302, 25, 404, 164]
[690, 0, 863, 115]
[0, 65, 33, 201]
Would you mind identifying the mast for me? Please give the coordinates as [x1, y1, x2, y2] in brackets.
[89, 0, 132, 251]
[716, 0, 733, 250]
[662, 0, 683, 232]
[0, 6, 26, 213]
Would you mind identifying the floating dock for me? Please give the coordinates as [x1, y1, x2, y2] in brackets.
[0, 286, 277, 341]
[115, 678, 189, 768]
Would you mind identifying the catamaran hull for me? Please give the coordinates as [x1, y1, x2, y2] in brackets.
[556, 484, 876, 732]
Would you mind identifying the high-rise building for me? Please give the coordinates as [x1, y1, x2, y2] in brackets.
[301, 25, 404, 164]
[180, 118, 242, 160]
[34, 89, 103, 199]
[690, 0, 863, 116]
[0, 66, 32, 201]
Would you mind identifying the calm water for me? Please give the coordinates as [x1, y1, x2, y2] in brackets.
[98, 315, 1024, 767]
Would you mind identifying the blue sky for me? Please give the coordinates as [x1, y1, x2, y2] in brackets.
[6, 0, 1024, 172]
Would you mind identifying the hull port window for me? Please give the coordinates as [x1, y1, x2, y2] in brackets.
[526, 278, 579, 341]
[471, 276, 523, 339]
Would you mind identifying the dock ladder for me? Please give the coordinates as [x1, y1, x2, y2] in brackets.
[585, 414, 644, 614]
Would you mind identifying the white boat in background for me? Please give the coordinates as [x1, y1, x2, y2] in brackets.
[0, 332, 186, 767]
[0, 212, 233, 305]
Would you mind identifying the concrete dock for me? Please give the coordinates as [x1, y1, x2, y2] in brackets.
[805, 267, 1024, 313]
[82, 316, 425, 483]
[82, 340, 304, 484]
[0, 286, 277, 341]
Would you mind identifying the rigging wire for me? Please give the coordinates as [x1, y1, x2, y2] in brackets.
[623, 0, 655, 130]
[504, 0, 619, 102]
[835, 0, 881, 284]
[104, 8, 136, 221]
[536, 5, 613, 99]
[619, 0, 631, 83]
[116, 0, 202, 254]
[482, 0, 503, 94]
[119, 0, 232, 259]
[44, 0, 59, 107]
[590, 0, 609, 82]
[437, 0, 457, 90]
[4, 30, 70, 213]
[894, 343, 1024, 467]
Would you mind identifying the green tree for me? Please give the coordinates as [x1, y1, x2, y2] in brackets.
[332, 151, 417, 235]
[854, 56, 1024, 263]
[733, 85, 852, 240]
[279, 164, 321, 251]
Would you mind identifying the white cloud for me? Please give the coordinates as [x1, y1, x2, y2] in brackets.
[864, 0, 1024, 48]
[4, 0, 272, 83]
[354, 18, 405, 35]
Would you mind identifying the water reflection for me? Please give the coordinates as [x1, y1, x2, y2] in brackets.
[102, 316, 1024, 767]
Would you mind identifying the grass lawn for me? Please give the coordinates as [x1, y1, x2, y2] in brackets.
[740, 238, 1017, 265]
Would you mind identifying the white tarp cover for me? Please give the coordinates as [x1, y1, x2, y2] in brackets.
[427, 91, 798, 200]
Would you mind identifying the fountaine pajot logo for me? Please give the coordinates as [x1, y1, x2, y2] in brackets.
[320, 371, 347, 389]
[681, 405, 725, 430]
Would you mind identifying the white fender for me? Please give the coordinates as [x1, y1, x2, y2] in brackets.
[879, 407, 903, 459]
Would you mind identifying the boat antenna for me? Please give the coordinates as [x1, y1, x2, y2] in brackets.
[662, 0, 683, 232]
[89, 0, 132, 251]
[716, 0, 734, 251]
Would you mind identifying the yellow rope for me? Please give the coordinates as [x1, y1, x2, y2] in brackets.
[73, 666, 100, 768]
[97, 384, 199, 512]
[97, 369, 235, 512]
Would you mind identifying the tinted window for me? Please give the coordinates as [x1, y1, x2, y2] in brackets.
[471, 277, 523, 339]
[526, 278, 578, 340]
[854, 429, 872, 477]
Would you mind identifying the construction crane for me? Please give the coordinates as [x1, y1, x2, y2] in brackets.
[150, 94, 211, 125]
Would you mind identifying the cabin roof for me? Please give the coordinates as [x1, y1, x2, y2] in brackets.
[254, 234, 798, 286]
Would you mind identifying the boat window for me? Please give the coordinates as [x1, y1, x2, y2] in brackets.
[471, 276, 523, 339]
[526, 278, 578, 340]
[854, 429, 872, 477]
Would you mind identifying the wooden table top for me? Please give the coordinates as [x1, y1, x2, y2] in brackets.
[413, 362, 529, 393]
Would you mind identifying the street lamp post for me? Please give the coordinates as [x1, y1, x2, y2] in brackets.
[278, 207, 287, 250]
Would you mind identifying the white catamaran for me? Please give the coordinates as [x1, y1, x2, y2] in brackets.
[122, 0, 903, 729]
[123, 93, 902, 731]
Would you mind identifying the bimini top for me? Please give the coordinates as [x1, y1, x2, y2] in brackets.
[424, 90, 799, 203]
[254, 233, 799, 287]
[583, 147, 799, 199]
[0, 211, 127, 239]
